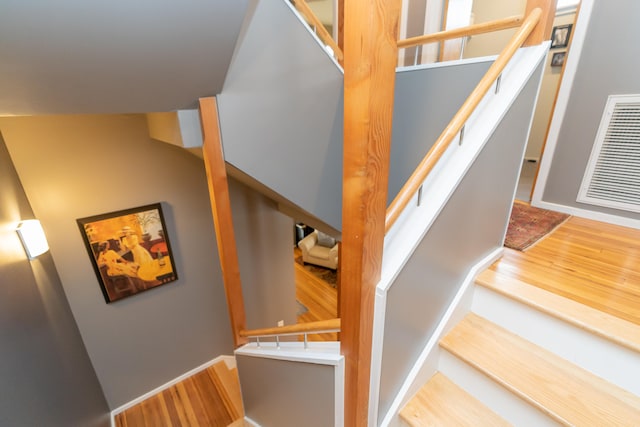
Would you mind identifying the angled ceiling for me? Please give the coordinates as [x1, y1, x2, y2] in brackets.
[0, 0, 249, 116]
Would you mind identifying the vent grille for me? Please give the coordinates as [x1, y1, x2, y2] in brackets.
[578, 95, 640, 212]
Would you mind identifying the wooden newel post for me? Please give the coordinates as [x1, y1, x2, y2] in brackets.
[524, 0, 557, 46]
[341, 0, 402, 425]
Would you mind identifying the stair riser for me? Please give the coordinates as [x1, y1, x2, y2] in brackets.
[438, 350, 561, 426]
[473, 285, 640, 396]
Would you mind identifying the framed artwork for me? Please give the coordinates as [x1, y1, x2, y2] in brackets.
[551, 51, 566, 67]
[77, 203, 177, 303]
[550, 24, 572, 49]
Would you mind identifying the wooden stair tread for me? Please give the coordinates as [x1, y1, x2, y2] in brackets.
[400, 372, 511, 426]
[441, 313, 640, 426]
[209, 361, 244, 421]
[476, 269, 640, 353]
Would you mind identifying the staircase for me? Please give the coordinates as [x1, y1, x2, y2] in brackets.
[400, 269, 640, 426]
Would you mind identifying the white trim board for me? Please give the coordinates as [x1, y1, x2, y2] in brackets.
[235, 341, 341, 365]
[531, 0, 594, 206]
[110, 355, 236, 426]
[531, 200, 640, 230]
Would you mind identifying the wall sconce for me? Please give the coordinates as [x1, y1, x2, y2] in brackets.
[16, 219, 49, 259]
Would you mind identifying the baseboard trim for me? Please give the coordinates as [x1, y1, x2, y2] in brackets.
[531, 200, 640, 230]
[378, 247, 504, 427]
[110, 355, 236, 426]
[244, 416, 261, 426]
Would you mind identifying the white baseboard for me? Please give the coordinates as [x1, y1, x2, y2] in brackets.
[378, 247, 504, 427]
[110, 354, 236, 426]
[531, 200, 640, 230]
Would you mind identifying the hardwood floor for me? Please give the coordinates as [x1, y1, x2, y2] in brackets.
[114, 361, 243, 427]
[491, 215, 640, 326]
[294, 247, 339, 341]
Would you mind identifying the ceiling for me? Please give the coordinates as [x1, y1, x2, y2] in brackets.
[0, 0, 249, 116]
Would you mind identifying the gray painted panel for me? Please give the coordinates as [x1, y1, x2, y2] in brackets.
[220, 0, 492, 231]
[237, 355, 335, 427]
[390, 61, 492, 204]
[543, 0, 640, 220]
[378, 62, 544, 419]
[0, 115, 234, 408]
[0, 134, 110, 426]
[217, 0, 344, 231]
[0, 0, 248, 114]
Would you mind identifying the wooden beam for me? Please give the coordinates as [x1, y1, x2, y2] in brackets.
[524, 0, 557, 46]
[199, 97, 248, 348]
[341, 0, 402, 425]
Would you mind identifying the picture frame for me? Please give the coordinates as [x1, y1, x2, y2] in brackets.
[550, 24, 572, 49]
[77, 203, 178, 303]
[551, 51, 566, 67]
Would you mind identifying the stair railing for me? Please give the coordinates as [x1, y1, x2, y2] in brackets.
[398, 14, 525, 53]
[290, 0, 344, 63]
[240, 318, 341, 349]
[385, 7, 543, 233]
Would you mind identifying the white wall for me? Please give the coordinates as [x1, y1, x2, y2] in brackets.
[463, 1, 577, 160]
[525, 12, 576, 160]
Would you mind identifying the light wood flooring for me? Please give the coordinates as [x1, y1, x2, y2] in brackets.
[294, 247, 339, 341]
[492, 215, 640, 326]
[114, 361, 243, 427]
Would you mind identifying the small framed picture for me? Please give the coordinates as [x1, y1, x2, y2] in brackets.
[550, 24, 572, 49]
[551, 51, 566, 67]
[77, 203, 178, 303]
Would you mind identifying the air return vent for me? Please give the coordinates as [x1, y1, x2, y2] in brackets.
[577, 95, 640, 213]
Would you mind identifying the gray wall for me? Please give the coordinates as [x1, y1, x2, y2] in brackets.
[541, 0, 640, 220]
[229, 178, 297, 330]
[237, 355, 335, 427]
[378, 62, 543, 420]
[0, 115, 237, 409]
[218, 0, 344, 232]
[0, 134, 110, 426]
[390, 60, 492, 204]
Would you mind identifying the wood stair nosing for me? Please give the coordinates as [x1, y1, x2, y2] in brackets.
[475, 268, 640, 353]
[440, 313, 640, 426]
[209, 361, 244, 421]
[400, 371, 511, 427]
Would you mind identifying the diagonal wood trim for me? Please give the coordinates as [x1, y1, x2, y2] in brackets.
[239, 318, 341, 338]
[290, 0, 344, 62]
[199, 97, 248, 348]
[342, 0, 402, 425]
[385, 8, 542, 234]
[398, 15, 524, 49]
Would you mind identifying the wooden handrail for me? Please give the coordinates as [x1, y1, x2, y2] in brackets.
[398, 14, 524, 49]
[239, 318, 341, 338]
[290, 0, 344, 62]
[385, 8, 542, 233]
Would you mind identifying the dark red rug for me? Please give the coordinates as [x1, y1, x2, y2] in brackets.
[505, 202, 570, 251]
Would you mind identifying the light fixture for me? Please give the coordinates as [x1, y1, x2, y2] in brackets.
[16, 219, 49, 259]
